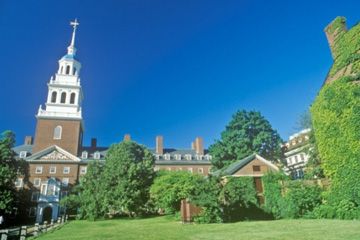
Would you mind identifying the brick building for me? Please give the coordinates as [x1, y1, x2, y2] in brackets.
[12, 20, 212, 223]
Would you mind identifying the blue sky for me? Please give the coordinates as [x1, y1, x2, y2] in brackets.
[0, 0, 359, 148]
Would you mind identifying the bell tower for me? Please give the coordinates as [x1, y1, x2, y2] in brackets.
[33, 19, 84, 156]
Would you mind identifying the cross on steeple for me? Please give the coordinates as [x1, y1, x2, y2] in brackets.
[68, 19, 79, 55]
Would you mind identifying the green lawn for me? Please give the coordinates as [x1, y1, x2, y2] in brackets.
[34, 216, 360, 240]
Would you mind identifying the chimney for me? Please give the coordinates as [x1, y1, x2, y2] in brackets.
[195, 137, 204, 155]
[91, 138, 97, 148]
[156, 136, 164, 155]
[324, 16, 347, 59]
[24, 136, 33, 145]
[191, 141, 195, 150]
[124, 134, 131, 141]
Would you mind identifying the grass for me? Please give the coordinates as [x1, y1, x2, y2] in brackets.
[33, 216, 360, 240]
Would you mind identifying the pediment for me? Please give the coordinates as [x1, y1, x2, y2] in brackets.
[26, 145, 80, 162]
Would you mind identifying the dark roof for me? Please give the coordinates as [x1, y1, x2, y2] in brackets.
[215, 154, 257, 176]
[13, 144, 33, 155]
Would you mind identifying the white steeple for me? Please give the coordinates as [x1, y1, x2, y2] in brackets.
[37, 19, 83, 121]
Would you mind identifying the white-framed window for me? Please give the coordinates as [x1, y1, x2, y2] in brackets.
[29, 207, 37, 217]
[185, 154, 192, 161]
[62, 178, 69, 187]
[31, 192, 39, 202]
[19, 151, 27, 159]
[53, 126, 62, 140]
[205, 154, 212, 161]
[94, 152, 100, 159]
[33, 178, 41, 187]
[300, 153, 305, 161]
[198, 168, 204, 174]
[35, 166, 43, 174]
[174, 154, 181, 160]
[188, 168, 193, 173]
[80, 166, 87, 174]
[63, 166, 70, 174]
[40, 184, 47, 195]
[15, 178, 23, 188]
[195, 155, 203, 160]
[81, 151, 88, 159]
[164, 154, 171, 160]
[295, 155, 299, 163]
[49, 166, 56, 174]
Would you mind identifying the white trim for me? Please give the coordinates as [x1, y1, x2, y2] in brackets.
[254, 154, 279, 171]
[33, 178, 41, 187]
[35, 166, 43, 174]
[49, 166, 57, 174]
[63, 166, 70, 174]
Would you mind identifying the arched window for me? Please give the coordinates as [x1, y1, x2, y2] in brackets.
[60, 92, 66, 103]
[53, 126, 62, 140]
[70, 93, 76, 104]
[51, 91, 57, 103]
[66, 65, 70, 75]
[72, 67, 76, 75]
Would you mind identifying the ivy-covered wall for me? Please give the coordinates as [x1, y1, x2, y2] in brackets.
[312, 16, 360, 206]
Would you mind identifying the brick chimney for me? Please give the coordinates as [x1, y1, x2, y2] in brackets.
[195, 137, 204, 155]
[124, 134, 131, 141]
[91, 138, 97, 148]
[324, 16, 347, 59]
[24, 136, 33, 145]
[156, 136, 164, 155]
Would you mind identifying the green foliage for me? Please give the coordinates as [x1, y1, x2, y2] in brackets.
[303, 130, 324, 179]
[311, 77, 360, 206]
[209, 110, 283, 170]
[309, 200, 360, 220]
[263, 173, 322, 219]
[150, 170, 204, 214]
[103, 141, 156, 217]
[77, 161, 107, 220]
[0, 130, 17, 213]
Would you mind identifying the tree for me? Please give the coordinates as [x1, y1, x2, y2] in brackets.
[150, 170, 205, 214]
[0, 131, 17, 213]
[209, 110, 282, 170]
[75, 161, 106, 220]
[103, 141, 155, 217]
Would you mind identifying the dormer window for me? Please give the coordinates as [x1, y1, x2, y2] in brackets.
[205, 154, 212, 161]
[81, 151, 88, 159]
[94, 152, 101, 159]
[174, 154, 181, 160]
[19, 151, 27, 159]
[195, 154, 203, 160]
[185, 154, 192, 161]
[164, 154, 171, 160]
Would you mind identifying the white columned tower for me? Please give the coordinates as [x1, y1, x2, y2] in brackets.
[33, 19, 84, 156]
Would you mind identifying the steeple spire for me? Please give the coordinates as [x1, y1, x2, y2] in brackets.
[67, 19, 79, 56]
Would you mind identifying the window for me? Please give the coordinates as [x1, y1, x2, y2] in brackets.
[33, 178, 41, 187]
[70, 93, 76, 104]
[63, 166, 70, 174]
[174, 154, 181, 160]
[80, 166, 87, 174]
[60, 92, 66, 103]
[295, 155, 299, 163]
[15, 178, 23, 188]
[185, 154, 192, 161]
[29, 207, 37, 217]
[163, 154, 170, 160]
[300, 153, 305, 161]
[72, 67, 76, 75]
[253, 165, 261, 172]
[49, 166, 56, 174]
[66, 65, 70, 74]
[81, 151, 88, 159]
[195, 155, 203, 160]
[19, 151, 27, 159]
[53, 126, 62, 140]
[62, 178, 69, 187]
[94, 152, 101, 159]
[205, 154, 212, 161]
[155, 154, 160, 160]
[51, 91, 57, 103]
[31, 192, 39, 202]
[198, 168, 204, 174]
[35, 166, 43, 174]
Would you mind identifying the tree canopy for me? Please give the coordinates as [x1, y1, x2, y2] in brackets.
[209, 110, 282, 170]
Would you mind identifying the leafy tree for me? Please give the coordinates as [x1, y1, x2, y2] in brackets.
[209, 110, 282, 170]
[150, 170, 205, 214]
[76, 161, 106, 220]
[0, 131, 17, 213]
[103, 141, 155, 217]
